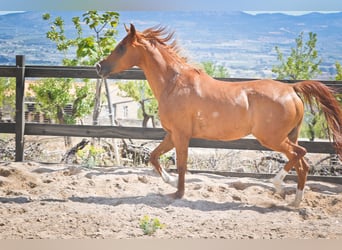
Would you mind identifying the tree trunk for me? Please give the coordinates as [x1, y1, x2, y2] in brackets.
[308, 110, 317, 142]
[104, 79, 120, 166]
[57, 106, 71, 147]
[140, 100, 156, 128]
[92, 79, 103, 126]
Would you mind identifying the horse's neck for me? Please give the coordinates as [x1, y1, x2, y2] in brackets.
[139, 48, 181, 100]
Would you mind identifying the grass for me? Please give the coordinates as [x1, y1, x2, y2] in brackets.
[139, 215, 165, 236]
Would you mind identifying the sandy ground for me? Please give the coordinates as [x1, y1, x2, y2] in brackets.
[0, 161, 342, 239]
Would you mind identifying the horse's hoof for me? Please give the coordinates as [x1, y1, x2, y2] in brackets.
[167, 190, 184, 199]
[288, 189, 304, 208]
[168, 178, 178, 188]
[272, 179, 284, 193]
[161, 169, 178, 188]
[274, 191, 286, 199]
[288, 200, 301, 208]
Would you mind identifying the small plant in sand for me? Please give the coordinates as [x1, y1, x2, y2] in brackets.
[76, 144, 105, 167]
[139, 215, 165, 235]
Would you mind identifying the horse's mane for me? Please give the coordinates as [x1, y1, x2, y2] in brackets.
[138, 26, 193, 68]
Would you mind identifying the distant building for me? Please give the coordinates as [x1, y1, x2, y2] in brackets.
[98, 83, 141, 126]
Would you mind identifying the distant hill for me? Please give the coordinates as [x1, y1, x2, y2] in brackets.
[1, 11, 341, 78]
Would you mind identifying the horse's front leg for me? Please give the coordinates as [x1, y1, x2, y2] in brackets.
[169, 133, 190, 199]
[149, 133, 177, 187]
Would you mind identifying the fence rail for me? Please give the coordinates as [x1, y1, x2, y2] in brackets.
[0, 55, 341, 161]
[1, 122, 336, 154]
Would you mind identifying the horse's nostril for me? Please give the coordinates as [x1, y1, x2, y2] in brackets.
[95, 63, 101, 74]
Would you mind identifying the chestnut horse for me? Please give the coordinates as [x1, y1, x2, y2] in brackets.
[97, 24, 342, 207]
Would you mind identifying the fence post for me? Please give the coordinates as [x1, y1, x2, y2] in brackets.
[15, 55, 26, 161]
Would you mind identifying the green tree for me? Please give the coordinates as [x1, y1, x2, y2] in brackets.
[272, 32, 326, 141]
[28, 78, 93, 125]
[41, 11, 121, 162]
[42, 11, 120, 126]
[334, 62, 342, 109]
[272, 32, 322, 80]
[42, 11, 119, 66]
[0, 78, 16, 120]
[336, 61, 342, 81]
[201, 61, 230, 78]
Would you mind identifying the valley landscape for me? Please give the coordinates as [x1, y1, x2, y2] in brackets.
[0, 11, 342, 79]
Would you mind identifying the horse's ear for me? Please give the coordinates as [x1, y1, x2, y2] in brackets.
[124, 23, 129, 33]
[129, 23, 136, 36]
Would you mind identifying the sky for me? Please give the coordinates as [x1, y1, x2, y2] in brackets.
[0, 11, 338, 16]
[1, 0, 342, 12]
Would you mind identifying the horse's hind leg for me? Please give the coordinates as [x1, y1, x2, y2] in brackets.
[275, 143, 307, 207]
[149, 133, 178, 187]
[272, 126, 301, 192]
[258, 136, 307, 207]
[291, 158, 309, 207]
[285, 125, 310, 207]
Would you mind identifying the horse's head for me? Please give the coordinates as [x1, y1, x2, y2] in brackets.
[96, 24, 140, 78]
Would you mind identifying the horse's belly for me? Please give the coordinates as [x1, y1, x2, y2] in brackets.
[193, 127, 250, 141]
[192, 111, 251, 141]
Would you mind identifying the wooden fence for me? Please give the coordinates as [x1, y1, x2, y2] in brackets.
[1, 55, 342, 162]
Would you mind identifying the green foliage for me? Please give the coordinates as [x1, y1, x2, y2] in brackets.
[201, 61, 230, 78]
[43, 11, 120, 66]
[139, 215, 165, 235]
[300, 110, 329, 141]
[117, 81, 150, 102]
[0, 78, 16, 116]
[29, 78, 71, 121]
[28, 78, 94, 124]
[42, 11, 120, 127]
[272, 32, 322, 80]
[72, 83, 95, 121]
[142, 99, 159, 120]
[76, 144, 105, 167]
[334, 61, 342, 115]
[336, 61, 342, 81]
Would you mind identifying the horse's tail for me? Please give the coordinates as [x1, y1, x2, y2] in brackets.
[293, 80, 342, 160]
